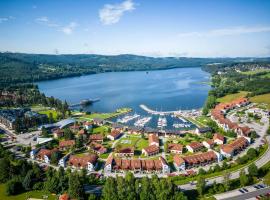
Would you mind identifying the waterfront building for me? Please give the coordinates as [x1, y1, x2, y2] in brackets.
[68, 154, 98, 172]
[186, 142, 204, 153]
[107, 130, 122, 140]
[167, 143, 183, 154]
[149, 133, 159, 146]
[142, 144, 160, 156]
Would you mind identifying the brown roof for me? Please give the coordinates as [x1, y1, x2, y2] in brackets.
[37, 148, 58, 158]
[213, 133, 224, 142]
[116, 147, 134, 154]
[221, 137, 248, 154]
[69, 154, 98, 167]
[173, 154, 185, 166]
[143, 144, 159, 154]
[105, 154, 114, 167]
[149, 134, 159, 145]
[174, 151, 217, 166]
[204, 139, 214, 146]
[168, 143, 183, 152]
[89, 134, 103, 141]
[59, 140, 75, 148]
[89, 142, 107, 154]
[188, 142, 203, 150]
[109, 130, 122, 138]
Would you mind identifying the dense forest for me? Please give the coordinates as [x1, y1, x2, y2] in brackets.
[1, 52, 269, 86]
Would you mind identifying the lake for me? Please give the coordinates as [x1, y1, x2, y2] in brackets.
[38, 67, 211, 129]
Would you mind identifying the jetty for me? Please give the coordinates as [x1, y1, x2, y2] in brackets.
[140, 104, 181, 115]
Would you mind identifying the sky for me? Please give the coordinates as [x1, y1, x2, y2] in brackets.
[0, 0, 270, 57]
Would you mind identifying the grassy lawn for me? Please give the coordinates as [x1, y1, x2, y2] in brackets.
[195, 116, 212, 126]
[92, 126, 110, 134]
[185, 117, 205, 128]
[217, 91, 249, 103]
[115, 135, 148, 152]
[250, 93, 270, 109]
[0, 184, 57, 200]
[240, 69, 270, 75]
[79, 107, 132, 120]
[38, 109, 58, 121]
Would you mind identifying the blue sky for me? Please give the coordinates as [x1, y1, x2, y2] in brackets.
[0, 0, 270, 57]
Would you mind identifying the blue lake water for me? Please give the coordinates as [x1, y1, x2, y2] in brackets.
[38, 68, 211, 130]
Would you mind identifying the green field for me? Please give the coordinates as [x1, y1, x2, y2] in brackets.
[116, 135, 148, 151]
[217, 91, 249, 103]
[78, 107, 132, 120]
[240, 69, 270, 75]
[0, 184, 56, 200]
[92, 126, 110, 134]
[250, 93, 270, 109]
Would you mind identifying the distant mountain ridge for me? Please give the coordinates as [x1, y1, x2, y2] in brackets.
[1, 52, 269, 87]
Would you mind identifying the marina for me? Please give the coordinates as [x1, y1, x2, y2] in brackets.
[134, 117, 152, 127]
[117, 114, 140, 123]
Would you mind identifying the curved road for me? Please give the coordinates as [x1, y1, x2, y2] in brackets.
[178, 135, 270, 190]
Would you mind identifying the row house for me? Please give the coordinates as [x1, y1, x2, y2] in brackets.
[59, 140, 75, 151]
[127, 126, 144, 135]
[213, 133, 225, 145]
[202, 139, 214, 149]
[149, 134, 159, 146]
[195, 127, 212, 135]
[89, 134, 104, 143]
[36, 148, 59, 164]
[234, 126, 251, 137]
[88, 142, 107, 155]
[68, 154, 98, 172]
[92, 118, 105, 126]
[174, 151, 222, 171]
[186, 142, 204, 153]
[58, 154, 70, 168]
[115, 147, 134, 157]
[142, 144, 159, 156]
[104, 155, 170, 174]
[220, 136, 250, 158]
[111, 123, 126, 132]
[167, 143, 183, 154]
[107, 130, 122, 141]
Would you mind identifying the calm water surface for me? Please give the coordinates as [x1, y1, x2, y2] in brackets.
[38, 68, 210, 129]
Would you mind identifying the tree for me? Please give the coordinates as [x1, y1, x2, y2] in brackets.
[68, 172, 84, 200]
[263, 171, 270, 186]
[50, 152, 61, 165]
[239, 169, 249, 187]
[247, 148, 257, 159]
[248, 163, 258, 177]
[49, 112, 54, 123]
[88, 194, 97, 200]
[76, 135, 84, 148]
[196, 176, 206, 196]
[223, 171, 231, 191]
[6, 177, 23, 195]
[64, 128, 74, 140]
[198, 168, 206, 175]
[0, 158, 10, 183]
[102, 177, 118, 200]
[41, 126, 49, 137]
[22, 170, 34, 190]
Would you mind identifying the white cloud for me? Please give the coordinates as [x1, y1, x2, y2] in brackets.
[35, 17, 78, 35]
[0, 16, 15, 24]
[178, 26, 270, 37]
[35, 16, 59, 27]
[61, 22, 78, 35]
[99, 0, 135, 25]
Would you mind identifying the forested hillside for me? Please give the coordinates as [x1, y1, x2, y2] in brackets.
[1, 52, 261, 86]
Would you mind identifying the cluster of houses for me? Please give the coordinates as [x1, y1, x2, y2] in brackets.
[142, 134, 160, 156]
[104, 155, 170, 174]
[0, 108, 47, 129]
[211, 97, 251, 137]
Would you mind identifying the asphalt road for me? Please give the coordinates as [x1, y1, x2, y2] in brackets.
[215, 186, 270, 200]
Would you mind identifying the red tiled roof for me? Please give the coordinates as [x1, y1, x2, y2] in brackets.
[188, 142, 203, 150]
[168, 143, 183, 152]
[109, 130, 121, 138]
[143, 144, 159, 154]
[149, 134, 159, 145]
[116, 147, 134, 154]
[174, 151, 217, 166]
[89, 134, 103, 141]
[213, 133, 224, 142]
[69, 154, 98, 167]
[59, 140, 75, 148]
[221, 137, 248, 154]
